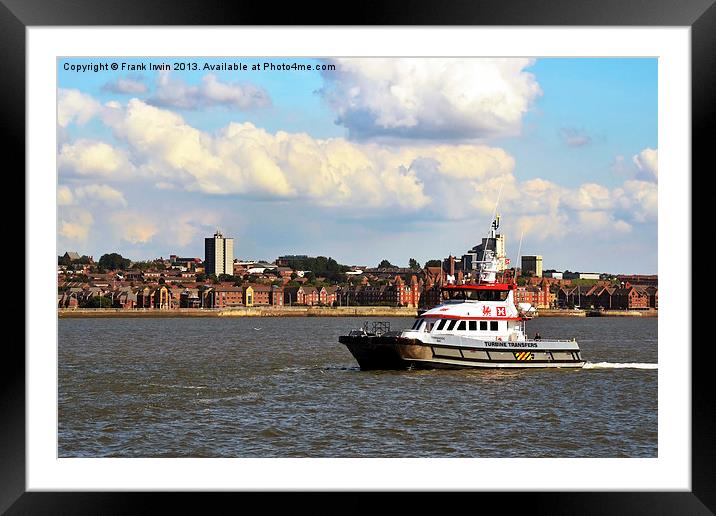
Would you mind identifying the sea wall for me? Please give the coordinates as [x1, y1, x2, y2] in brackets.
[536, 309, 658, 317]
[585, 309, 658, 317]
[535, 309, 586, 317]
[58, 307, 657, 318]
[58, 306, 418, 318]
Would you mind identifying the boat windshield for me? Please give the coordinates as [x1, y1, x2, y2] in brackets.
[442, 289, 509, 301]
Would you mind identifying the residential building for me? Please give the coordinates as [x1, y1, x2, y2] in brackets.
[204, 231, 234, 276]
[617, 274, 658, 287]
[521, 255, 543, 277]
[202, 285, 244, 308]
[269, 285, 284, 306]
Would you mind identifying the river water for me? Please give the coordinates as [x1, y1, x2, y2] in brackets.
[58, 316, 657, 458]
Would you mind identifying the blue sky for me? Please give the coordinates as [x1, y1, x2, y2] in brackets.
[57, 57, 657, 273]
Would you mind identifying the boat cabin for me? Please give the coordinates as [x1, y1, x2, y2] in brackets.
[440, 284, 515, 302]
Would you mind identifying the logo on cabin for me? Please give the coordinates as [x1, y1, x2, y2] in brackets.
[482, 306, 492, 316]
[496, 307, 506, 317]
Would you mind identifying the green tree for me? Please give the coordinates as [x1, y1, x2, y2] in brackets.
[81, 295, 112, 308]
[408, 258, 421, 270]
[98, 253, 132, 271]
[378, 259, 396, 269]
[195, 272, 207, 282]
[424, 259, 441, 267]
[282, 256, 349, 283]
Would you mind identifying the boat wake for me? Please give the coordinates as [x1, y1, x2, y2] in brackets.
[583, 362, 658, 370]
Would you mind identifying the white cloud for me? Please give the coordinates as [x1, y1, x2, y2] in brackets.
[109, 212, 158, 244]
[563, 183, 613, 211]
[106, 208, 221, 249]
[102, 75, 148, 94]
[58, 184, 127, 208]
[559, 127, 592, 147]
[58, 209, 93, 241]
[57, 185, 74, 206]
[102, 99, 523, 212]
[320, 58, 541, 140]
[149, 72, 271, 110]
[577, 210, 632, 233]
[613, 180, 658, 223]
[168, 211, 222, 247]
[73, 184, 128, 207]
[58, 139, 135, 178]
[59, 97, 656, 247]
[633, 147, 658, 182]
[57, 89, 102, 127]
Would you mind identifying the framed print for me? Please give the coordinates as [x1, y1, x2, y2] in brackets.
[3, 0, 710, 513]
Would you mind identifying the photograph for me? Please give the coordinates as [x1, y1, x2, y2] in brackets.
[56, 56, 658, 459]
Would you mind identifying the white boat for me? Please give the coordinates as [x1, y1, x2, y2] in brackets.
[339, 216, 584, 370]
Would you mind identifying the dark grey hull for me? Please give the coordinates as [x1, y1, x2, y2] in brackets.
[339, 335, 584, 370]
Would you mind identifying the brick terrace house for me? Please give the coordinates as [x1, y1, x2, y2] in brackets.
[514, 283, 549, 309]
[646, 286, 658, 308]
[114, 287, 137, 309]
[283, 286, 301, 305]
[592, 286, 617, 309]
[180, 288, 201, 308]
[202, 285, 244, 308]
[612, 285, 650, 309]
[324, 286, 338, 306]
[244, 283, 271, 306]
[302, 286, 320, 305]
[270, 285, 284, 305]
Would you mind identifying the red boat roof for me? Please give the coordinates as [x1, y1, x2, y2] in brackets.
[441, 283, 515, 291]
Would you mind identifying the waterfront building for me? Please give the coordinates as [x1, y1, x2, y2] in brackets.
[63, 251, 81, 261]
[270, 285, 284, 306]
[204, 231, 234, 277]
[521, 255, 543, 277]
[578, 272, 600, 280]
[201, 285, 244, 308]
[617, 274, 658, 287]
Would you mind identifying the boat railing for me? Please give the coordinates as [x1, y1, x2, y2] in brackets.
[526, 338, 578, 343]
[362, 321, 391, 336]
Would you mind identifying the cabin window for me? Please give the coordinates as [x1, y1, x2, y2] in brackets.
[457, 321, 466, 331]
[442, 289, 510, 301]
[436, 319, 448, 331]
[480, 321, 487, 331]
[446, 320, 457, 331]
[411, 319, 422, 330]
[469, 321, 477, 331]
[490, 321, 499, 331]
[426, 321, 435, 332]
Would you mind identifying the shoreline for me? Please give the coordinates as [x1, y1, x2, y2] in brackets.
[58, 307, 658, 318]
[537, 309, 658, 318]
[58, 306, 419, 318]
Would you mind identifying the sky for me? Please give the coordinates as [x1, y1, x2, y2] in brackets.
[57, 57, 657, 274]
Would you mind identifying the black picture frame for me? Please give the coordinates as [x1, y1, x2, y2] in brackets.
[3, 0, 708, 513]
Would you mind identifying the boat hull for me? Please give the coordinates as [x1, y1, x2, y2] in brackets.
[339, 335, 584, 370]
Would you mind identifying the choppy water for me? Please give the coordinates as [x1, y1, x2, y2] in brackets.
[58, 316, 657, 457]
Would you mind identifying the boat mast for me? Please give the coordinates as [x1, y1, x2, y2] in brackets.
[476, 184, 503, 285]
